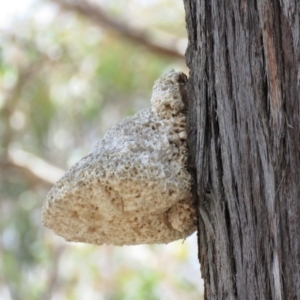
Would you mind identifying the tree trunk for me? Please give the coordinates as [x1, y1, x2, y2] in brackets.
[184, 0, 300, 299]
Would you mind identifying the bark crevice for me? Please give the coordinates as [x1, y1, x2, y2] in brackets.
[184, 0, 300, 299]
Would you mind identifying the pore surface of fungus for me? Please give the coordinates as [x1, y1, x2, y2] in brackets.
[42, 70, 196, 245]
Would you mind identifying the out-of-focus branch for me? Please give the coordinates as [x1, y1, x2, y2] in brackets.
[51, 0, 186, 60]
[41, 245, 66, 300]
[0, 147, 65, 186]
[1, 61, 44, 149]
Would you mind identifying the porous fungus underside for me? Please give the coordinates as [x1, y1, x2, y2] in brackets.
[42, 70, 196, 245]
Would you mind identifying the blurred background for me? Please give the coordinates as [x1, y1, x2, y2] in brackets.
[0, 0, 204, 299]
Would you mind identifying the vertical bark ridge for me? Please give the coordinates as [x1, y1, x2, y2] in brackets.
[184, 0, 300, 299]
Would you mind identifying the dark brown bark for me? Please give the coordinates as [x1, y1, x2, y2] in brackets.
[184, 0, 300, 299]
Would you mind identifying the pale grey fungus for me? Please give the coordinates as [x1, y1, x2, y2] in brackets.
[42, 70, 196, 245]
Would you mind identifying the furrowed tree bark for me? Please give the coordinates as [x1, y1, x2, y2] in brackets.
[184, 0, 300, 299]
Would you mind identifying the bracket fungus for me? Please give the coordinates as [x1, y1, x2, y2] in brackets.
[42, 70, 196, 245]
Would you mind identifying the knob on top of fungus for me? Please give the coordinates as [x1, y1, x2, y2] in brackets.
[42, 70, 196, 246]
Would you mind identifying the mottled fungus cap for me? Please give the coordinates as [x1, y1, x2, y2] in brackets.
[42, 70, 196, 245]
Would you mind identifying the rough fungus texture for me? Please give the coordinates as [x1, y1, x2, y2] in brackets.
[42, 70, 196, 245]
